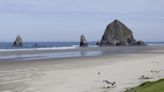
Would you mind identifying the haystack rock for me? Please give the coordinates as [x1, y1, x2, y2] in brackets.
[100, 20, 144, 46]
[80, 35, 88, 47]
[13, 35, 23, 47]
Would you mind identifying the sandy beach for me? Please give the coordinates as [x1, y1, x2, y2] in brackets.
[0, 46, 164, 92]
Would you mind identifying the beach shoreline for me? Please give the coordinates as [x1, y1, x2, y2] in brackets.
[0, 46, 164, 92]
[0, 45, 163, 62]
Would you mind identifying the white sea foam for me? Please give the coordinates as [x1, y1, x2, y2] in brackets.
[0, 45, 99, 52]
[147, 43, 164, 46]
[0, 45, 79, 52]
[146, 42, 164, 46]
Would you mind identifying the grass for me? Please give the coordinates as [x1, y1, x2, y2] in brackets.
[125, 79, 164, 92]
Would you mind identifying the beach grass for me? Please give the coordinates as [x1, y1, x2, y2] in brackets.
[125, 79, 164, 92]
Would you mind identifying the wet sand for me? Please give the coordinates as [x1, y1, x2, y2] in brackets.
[0, 46, 164, 92]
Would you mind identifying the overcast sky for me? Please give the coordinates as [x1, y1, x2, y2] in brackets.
[0, 0, 164, 42]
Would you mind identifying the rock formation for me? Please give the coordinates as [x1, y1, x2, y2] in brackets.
[134, 40, 145, 45]
[13, 35, 23, 47]
[96, 41, 100, 46]
[100, 20, 144, 46]
[80, 35, 88, 47]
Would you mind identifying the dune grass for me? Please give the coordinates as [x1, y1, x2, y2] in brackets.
[125, 79, 164, 92]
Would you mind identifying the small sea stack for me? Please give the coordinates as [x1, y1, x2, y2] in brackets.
[96, 41, 100, 46]
[80, 35, 88, 47]
[100, 20, 144, 46]
[134, 40, 145, 45]
[13, 35, 23, 47]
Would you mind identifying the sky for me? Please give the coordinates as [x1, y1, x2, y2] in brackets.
[0, 0, 164, 42]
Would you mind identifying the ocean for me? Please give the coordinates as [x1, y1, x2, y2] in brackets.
[0, 42, 163, 50]
[0, 42, 96, 50]
[0, 42, 163, 61]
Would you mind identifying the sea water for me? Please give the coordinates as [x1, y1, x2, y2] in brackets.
[0, 42, 163, 61]
[0, 42, 100, 61]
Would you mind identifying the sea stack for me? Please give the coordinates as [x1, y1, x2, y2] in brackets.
[80, 35, 88, 47]
[13, 35, 23, 47]
[96, 41, 100, 46]
[100, 20, 144, 46]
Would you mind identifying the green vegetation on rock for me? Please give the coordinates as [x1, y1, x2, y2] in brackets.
[125, 79, 164, 92]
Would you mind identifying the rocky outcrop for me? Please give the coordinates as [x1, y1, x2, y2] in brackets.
[80, 35, 88, 47]
[100, 20, 144, 46]
[134, 40, 145, 45]
[13, 35, 23, 47]
[96, 41, 100, 46]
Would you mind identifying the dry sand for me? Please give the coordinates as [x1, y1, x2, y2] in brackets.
[0, 46, 164, 92]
